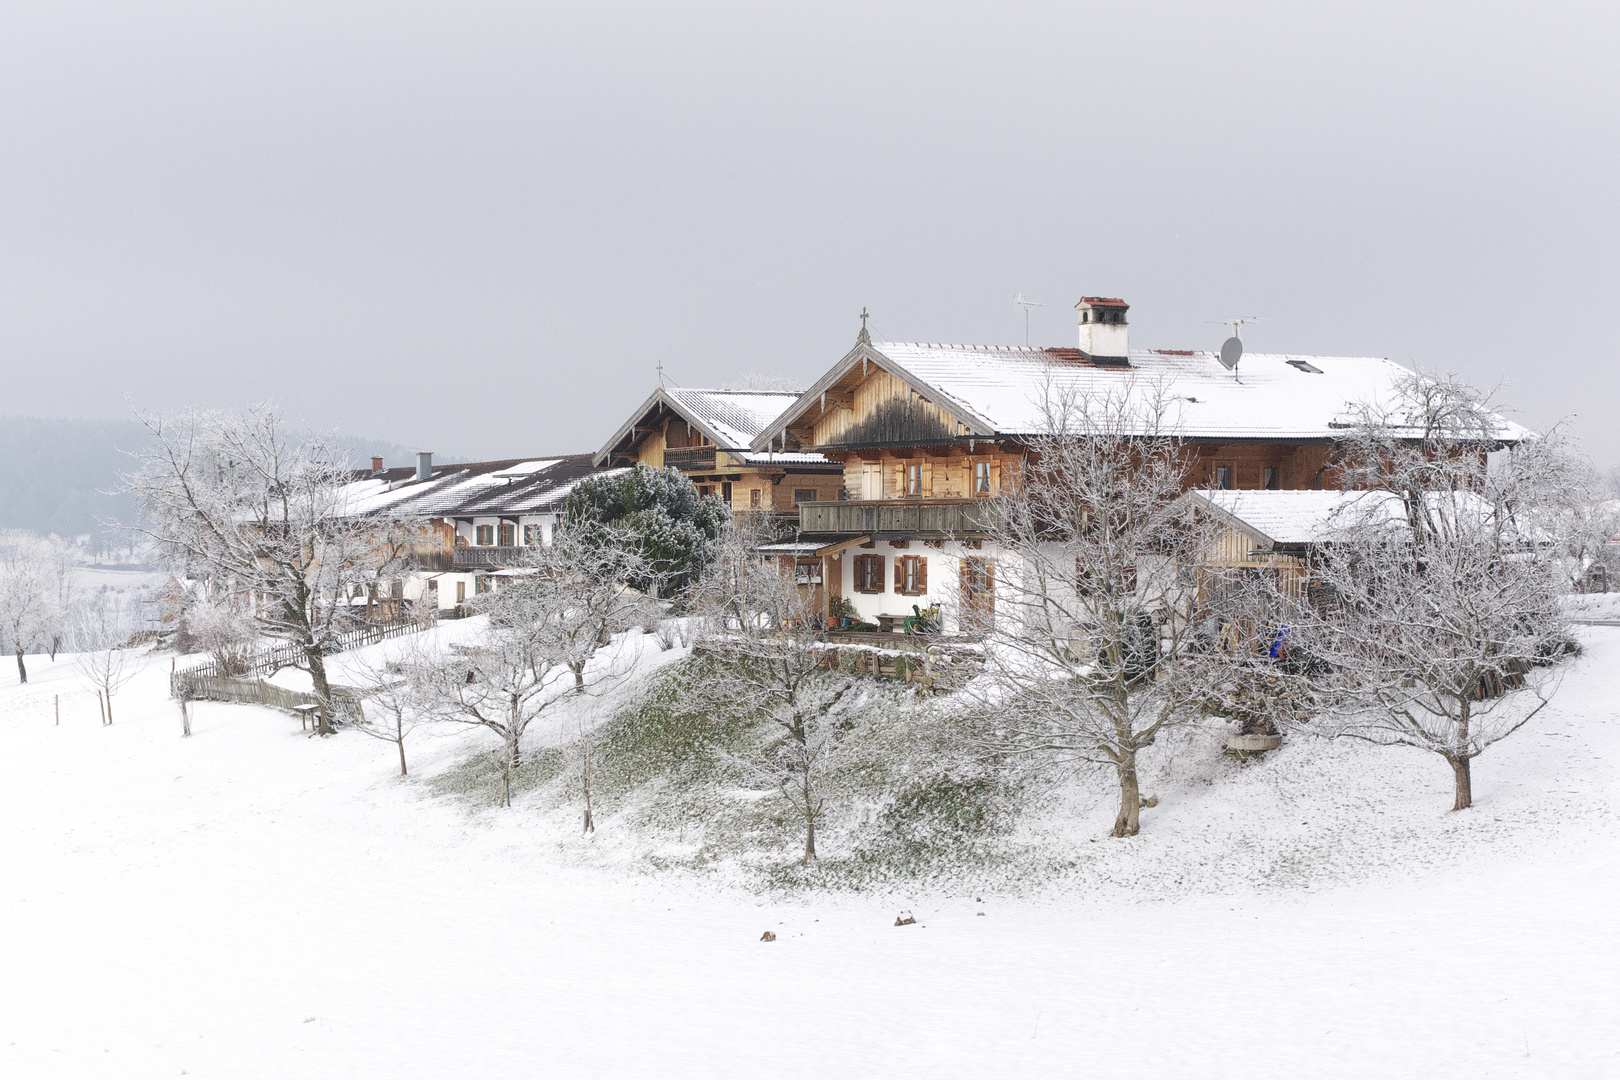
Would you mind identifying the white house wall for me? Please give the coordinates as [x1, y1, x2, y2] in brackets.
[833, 541, 1003, 635]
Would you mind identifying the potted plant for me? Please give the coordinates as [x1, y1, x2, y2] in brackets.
[827, 596, 856, 629]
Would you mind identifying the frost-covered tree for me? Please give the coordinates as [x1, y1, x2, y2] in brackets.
[0, 533, 67, 684]
[1297, 372, 1574, 811]
[969, 379, 1217, 837]
[348, 643, 431, 777]
[689, 516, 859, 863]
[517, 526, 665, 831]
[564, 464, 728, 598]
[186, 598, 257, 675]
[127, 404, 424, 733]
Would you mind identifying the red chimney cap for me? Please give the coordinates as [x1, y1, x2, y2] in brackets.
[1078, 296, 1129, 308]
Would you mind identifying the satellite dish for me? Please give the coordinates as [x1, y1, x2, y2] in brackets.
[1219, 336, 1243, 369]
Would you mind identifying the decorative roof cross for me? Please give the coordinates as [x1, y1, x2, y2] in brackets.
[857, 307, 871, 345]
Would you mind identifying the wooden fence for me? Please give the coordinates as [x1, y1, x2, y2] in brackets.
[174, 612, 428, 683]
[170, 673, 364, 724]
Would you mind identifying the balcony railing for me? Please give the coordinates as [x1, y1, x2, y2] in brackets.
[797, 498, 991, 537]
[453, 545, 528, 568]
[663, 446, 719, 471]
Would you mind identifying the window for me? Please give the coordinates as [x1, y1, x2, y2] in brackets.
[896, 555, 927, 595]
[853, 554, 886, 593]
[498, 522, 516, 547]
[750, 488, 762, 509]
[905, 463, 923, 496]
[1264, 466, 1280, 491]
[794, 488, 817, 505]
[524, 524, 543, 545]
[1215, 466, 1233, 490]
[973, 461, 991, 494]
[960, 557, 995, 626]
[475, 575, 491, 594]
[698, 485, 713, 498]
[476, 524, 495, 545]
[722, 481, 733, 503]
[794, 561, 823, 586]
[455, 581, 466, 604]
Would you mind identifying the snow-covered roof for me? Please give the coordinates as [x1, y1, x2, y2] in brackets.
[595, 386, 834, 467]
[667, 388, 801, 449]
[339, 455, 613, 520]
[1186, 489, 1406, 548]
[754, 341, 1528, 448]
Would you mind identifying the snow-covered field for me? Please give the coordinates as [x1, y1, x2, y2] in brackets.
[2, 628, 1618, 1078]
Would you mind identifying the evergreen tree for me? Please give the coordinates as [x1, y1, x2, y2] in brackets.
[563, 465, 728, 597]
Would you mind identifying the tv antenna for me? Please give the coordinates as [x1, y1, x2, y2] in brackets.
[1206, 316, 1265, 374]
[1014, 293, 1043, 346]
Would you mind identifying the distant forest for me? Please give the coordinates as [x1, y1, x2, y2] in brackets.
[0, 416, 460, 538]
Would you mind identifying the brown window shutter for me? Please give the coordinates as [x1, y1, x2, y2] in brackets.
[916, 557, 927, 593]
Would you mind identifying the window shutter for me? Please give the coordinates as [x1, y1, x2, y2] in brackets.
[917, 557, 927, 593]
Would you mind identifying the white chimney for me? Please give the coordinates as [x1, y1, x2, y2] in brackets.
[1075, 296, 1130, 366]
[415, 451, 433, 481]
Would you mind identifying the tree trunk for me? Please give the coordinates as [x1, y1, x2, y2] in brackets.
[1450, 698, 1473, 811]
[572, 661, 586, 694]
[307, 646, 335, 735]
[1112, 750, 1141, 837]
[1449, 754, 1473, 811]
[581, 743, 595, 834]
[396, 735, 408, 777]
[15, 647, 26, 684]
[803, 817, 817, 864]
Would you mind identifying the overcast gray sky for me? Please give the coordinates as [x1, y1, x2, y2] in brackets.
[2, 2, 1615, 465]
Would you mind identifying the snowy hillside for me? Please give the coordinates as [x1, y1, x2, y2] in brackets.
[1, 628, 1617, 1077]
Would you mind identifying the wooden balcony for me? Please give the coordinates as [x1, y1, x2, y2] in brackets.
[797, 498, 991, 537]
[663, 446, 719, 471]
[453, 546, 528, 568]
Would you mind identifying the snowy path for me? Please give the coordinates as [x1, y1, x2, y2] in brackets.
[1, 635, 1617, 1078]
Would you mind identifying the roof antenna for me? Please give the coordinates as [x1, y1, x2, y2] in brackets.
[1014, 293, 1043, 346]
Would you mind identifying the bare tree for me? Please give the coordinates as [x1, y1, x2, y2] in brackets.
[1294, 372, 1574, 811]
[126, 404, 423, 733]
[689, 517, 859, 864]
[406, 579, 587, 807]
[490, 526, 663, 830]
[969, 379, 1217, 837]
[347, 643, 430, 777]
[0, 533, 66, 684]
[76, 647, 136, 725]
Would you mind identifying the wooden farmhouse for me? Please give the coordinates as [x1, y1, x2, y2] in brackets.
[751, 297, 1464, 633]
[593, 385, 844, 520]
